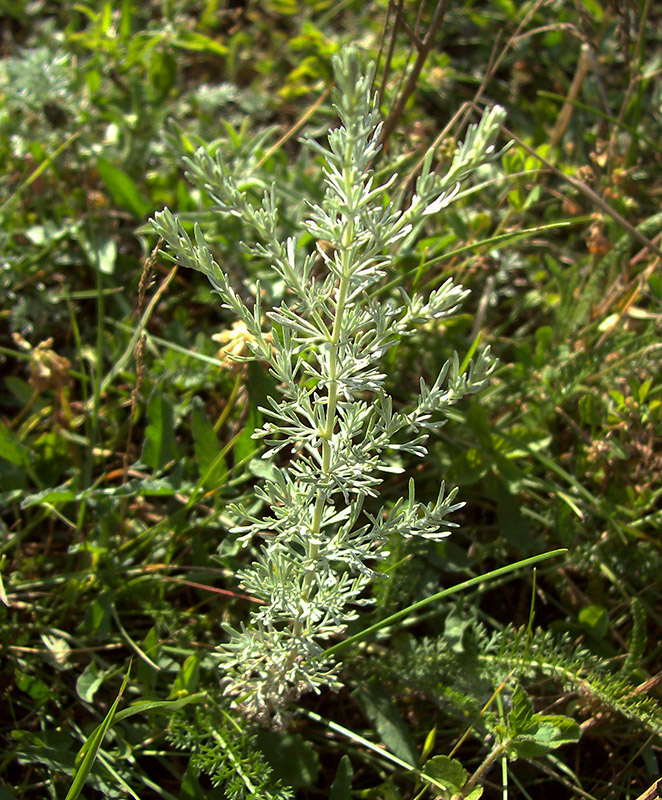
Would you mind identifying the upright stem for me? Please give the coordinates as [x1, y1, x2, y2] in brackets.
[462, 742, 505, 795]
[308, 190, 355, 547]
[304, 272, 349, 561]
[295, 211, 354, 632]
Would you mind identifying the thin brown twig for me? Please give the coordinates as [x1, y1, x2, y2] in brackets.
[120, 239, 162, 524]
[377, 0, 407, 100]
[378, 0, 451, 149]
[500, 122, 662, 262]
[256, 84, 333, 170]
[464, 0, 549, 125]
[548, 43, 591, 155]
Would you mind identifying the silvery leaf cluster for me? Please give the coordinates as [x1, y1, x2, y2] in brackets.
[152, 46, 505, 723]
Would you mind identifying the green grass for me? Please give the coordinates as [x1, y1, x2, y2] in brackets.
[1, 2, 661, 799]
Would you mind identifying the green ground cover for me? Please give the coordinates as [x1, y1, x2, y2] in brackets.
[1, 2, 661, 798]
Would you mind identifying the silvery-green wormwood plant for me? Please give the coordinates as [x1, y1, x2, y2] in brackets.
[152, 47, 506, 724]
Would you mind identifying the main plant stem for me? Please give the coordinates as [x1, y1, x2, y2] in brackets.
[293, 213, 353, 638]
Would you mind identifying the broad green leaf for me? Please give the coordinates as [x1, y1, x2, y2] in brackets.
[234, 402, 261, 466]
[126, 31, 161, 65]
[13, 729, 76, 773]
[171, 653, 201, 697]
[136, 627, 160, 693]
[248, 456, 278, 481]
[149, 49, 177, 100]
[41, 632, 72, 670]
[95, 236, 117, 275]
[648, 271, 662, 298]
[466, 402, 492, 448]
[578, 604, 609, 638]
[268, 0, 299, 14]
[496, 425, 551, 456]
[5, 376, 33, 407]
[76, 662, 106, 703]
[97, 157, 150, 218]
[82, 593, 112, 641]
[0, 423, 30, 467]
[256, 731, 321, 790]
[638, 378, 652, 403]
[191, 397, 227, 488]
[246, 360, 279, 408]
[76, 230, 117, 274]
[118, 0, 132, 39]
[444, 608, 472, 654]
[173, 30, 227, 56]
[233, 361, 277, 465]
[329, 755, 353, 800]
[142, 387, 178, 471]
[495, 481, 534, 553]
[448, 447, 486, 486]
[355, 684, 418, 767]
[15, 671, 51, 707]
[91, 475, 180, 497]
[21, 485, 75, 509]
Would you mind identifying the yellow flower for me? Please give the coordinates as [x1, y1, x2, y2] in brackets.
[212, 321, 270, 372]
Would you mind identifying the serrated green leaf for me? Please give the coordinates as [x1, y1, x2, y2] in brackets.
[506, 712, 581, 759]
[505, 688, 581, 760]
[422, 754, 468, 791]
[21, 485, 75, 509]
[507, 686, 534, 737]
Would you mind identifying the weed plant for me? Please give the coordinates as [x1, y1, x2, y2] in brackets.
[2, 3, 662, 799]
[153, 46, 503, 723]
